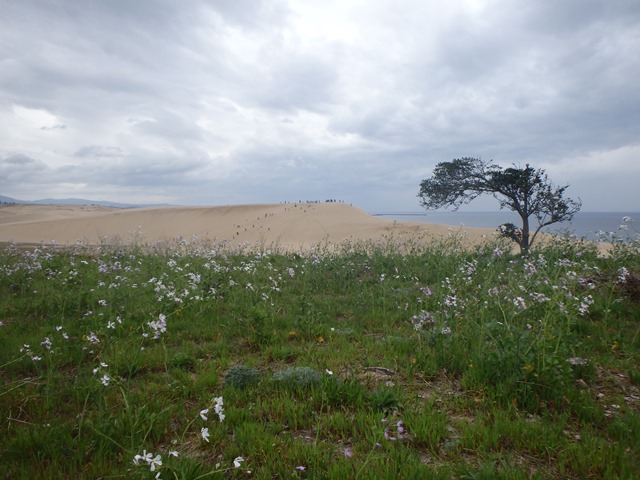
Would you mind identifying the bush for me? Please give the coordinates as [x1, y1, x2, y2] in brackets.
[273, 366, 322, 389]
[224, 365, 260, 389]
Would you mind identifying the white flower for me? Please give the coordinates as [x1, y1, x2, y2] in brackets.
[213, 396, 225, 422]
[325, 369, 333, 376]
[199, 408, 209, 421]
[100, 374, 111, 386]
[149, 454, 162, 472]
[233, 456, 245, 468]
[135, 450, 153, 465]
[567, 357, 589, 366]
[168, 450, 179, 457]
[87, 331, 100, 344]
[201, 427, 210, 442]
[617, 266, 630, 283]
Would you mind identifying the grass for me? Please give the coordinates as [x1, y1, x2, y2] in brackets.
[1, 228, 639, 479]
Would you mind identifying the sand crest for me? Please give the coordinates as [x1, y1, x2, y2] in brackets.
[0, 202, 504, 251]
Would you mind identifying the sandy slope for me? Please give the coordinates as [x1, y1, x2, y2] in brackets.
[0, 202, 502, 251]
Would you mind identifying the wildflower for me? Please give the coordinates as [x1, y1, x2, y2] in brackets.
[441, 326, 452, 335]
[578, 295, 594, 316]
[444, 295, 457, 308]
[513, 297, 526, 310]
[617, 266, 629, 283]
[233, 456, 245, 468]
[134, 450, 153, 465]
[168, 450, 179, 457]
[148, 313, 167, 339]
[149, 454, 162, 472]
[567, 357, 588, 366]
[421, 287, 432, 296]
[100, 374, 111, 386]
[296, 465, 306, 471]
[201, 427, 210, 442]
[343, 446, 353, 458]
[493, 247, 503, 257]
[87, 332, 100, 344]
[325, 369, 333, 376]
[410, 310, 435, 331]
[98, 299, 107, 307]
[213, 396, 225, 422]
[200, 408, 209, 421]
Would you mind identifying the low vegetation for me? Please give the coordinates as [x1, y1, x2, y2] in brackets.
[1, 225, 639, 479]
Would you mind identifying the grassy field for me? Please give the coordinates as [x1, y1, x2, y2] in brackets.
[1, 230, 639, 479]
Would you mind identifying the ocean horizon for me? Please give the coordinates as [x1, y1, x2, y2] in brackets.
[373, 211, 639, 242]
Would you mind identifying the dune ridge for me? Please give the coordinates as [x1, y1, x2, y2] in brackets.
[0, 202, 502, 251]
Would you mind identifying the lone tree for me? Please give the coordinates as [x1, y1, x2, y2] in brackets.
[417, 157, 581, 253]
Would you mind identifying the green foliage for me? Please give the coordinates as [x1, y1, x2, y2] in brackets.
[0, 236, 638, 478]
[418, 158, 581, 252]
[273, 366, 323, 389]
[224, 364, 260, 389]
[368, 388, 400, 413]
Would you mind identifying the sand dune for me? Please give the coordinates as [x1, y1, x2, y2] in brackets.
[0, 202, 503, 251]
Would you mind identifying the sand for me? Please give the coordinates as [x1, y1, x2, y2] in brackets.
[0, 202, 506, 252]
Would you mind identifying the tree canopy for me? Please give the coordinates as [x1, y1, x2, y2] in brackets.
[418, 157, 582, 252]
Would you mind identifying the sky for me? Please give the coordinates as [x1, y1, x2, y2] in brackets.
[1, 0, 639, 213]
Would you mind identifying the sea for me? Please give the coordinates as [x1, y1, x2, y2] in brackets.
[373, 211, 640, 242]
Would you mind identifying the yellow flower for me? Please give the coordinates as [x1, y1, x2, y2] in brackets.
[522, 363, 534, 373]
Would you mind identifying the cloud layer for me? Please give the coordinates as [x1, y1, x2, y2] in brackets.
[2, 0, 639, 211]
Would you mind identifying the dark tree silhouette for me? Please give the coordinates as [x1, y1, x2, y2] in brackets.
[417, 157, 582, 253]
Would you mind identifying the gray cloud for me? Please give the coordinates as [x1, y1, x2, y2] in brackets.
[74, 146, 125, 158]
[1, 0, 639, 212]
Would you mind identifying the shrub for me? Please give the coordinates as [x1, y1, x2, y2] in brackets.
[273, 366, 322, 389]
[224, 365, 260, 389]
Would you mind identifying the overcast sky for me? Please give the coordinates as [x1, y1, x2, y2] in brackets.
[1, 0, 639, 212]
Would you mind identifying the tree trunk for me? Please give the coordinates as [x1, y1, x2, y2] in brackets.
[520, 214, 530, 253]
